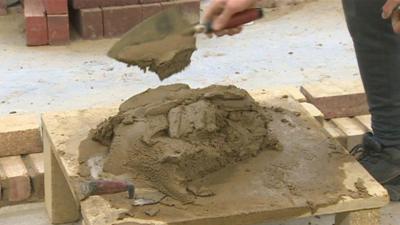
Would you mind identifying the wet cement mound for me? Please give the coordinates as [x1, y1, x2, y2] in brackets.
[87, 84, 281, 203]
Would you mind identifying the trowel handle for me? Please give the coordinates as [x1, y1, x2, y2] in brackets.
[86, 180, 135, 199]
[206, 8, 264, 32]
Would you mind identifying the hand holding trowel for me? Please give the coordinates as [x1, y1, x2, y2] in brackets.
[108, 6, 264, 80]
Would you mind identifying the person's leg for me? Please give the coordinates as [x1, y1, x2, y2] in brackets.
[342, 0, 400, 147]
[343, 0, 400, 200]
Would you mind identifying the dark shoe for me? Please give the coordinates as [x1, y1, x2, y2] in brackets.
[385, 177, 400, 201]
[351, 133, 400, 201]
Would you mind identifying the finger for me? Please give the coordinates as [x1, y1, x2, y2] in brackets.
[213, 6, 236, 31]
[202, 0, 225, 24]
[382, 0, 400, 19]
[392, 11, 400, 33]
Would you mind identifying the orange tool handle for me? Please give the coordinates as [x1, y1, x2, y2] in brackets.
[88, 180, 135, 199]
[206, 8, 264, 32]
[225, 8, 264, 29]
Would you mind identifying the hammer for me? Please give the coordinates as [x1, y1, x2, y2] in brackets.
[80, 179, 135, 199]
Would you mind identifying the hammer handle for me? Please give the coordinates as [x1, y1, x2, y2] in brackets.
[89, 180, 135, 199]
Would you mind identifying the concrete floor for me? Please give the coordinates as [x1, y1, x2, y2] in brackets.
[0, 0, 359, 116]
[0, 0, 399, 224]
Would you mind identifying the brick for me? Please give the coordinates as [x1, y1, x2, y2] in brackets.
[44, 0, 68, 14]
[0, 0, 6, 16]
[300, 80, 368, 119]
[142, 3, 161, 20]
[0, 114, 42, 157]
[24, 0, 48, 46]
[0, 0, 6, 15]
[71, 0, 140, 9]
[140, 0, 161, 3]
[0, 8, 6, 16]
[101, 0, 140, 7]
[48, 14, 70, 45]
[0, 156, 31, 202]
[73, 8, 103, 39]
[103, 4, 142, 38]
[161, 0, 200, 24]
[70, 0, 99, 9]
[23, 153, 44, 199]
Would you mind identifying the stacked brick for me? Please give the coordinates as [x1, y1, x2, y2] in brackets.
[23, 0, 199, 45]
[0, 0, 7, 16]
[71, 0, 200, 39]
[24, 0, 70, 46]
[0, 114, 44, 206]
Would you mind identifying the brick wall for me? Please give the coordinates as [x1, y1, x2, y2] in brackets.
[72, 0, 200, 39]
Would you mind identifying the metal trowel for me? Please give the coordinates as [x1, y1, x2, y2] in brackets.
[108, 7, 264, 80]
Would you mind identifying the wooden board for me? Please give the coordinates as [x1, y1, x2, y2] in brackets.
[355, 115, 372, 131]
[41, 97, 389, 225]
[332, 118, 368, 150]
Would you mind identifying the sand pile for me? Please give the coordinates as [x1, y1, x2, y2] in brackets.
[82, 84, 280, 203]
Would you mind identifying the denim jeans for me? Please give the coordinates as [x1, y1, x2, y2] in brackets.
[342, 0, 400, 147]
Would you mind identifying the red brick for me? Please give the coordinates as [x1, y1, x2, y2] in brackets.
[71, 0, 139, 9]
[70, 0, 100, 9]
[0, 8, 6, 16]
[300, 81, 369, 119]
[23, 153, 44, 199]
[142, 3, 161, 20]
[0, 0, 6, 16]
[140, 0, 161, 3]
[161, 0, 200, 24]
[0, 156, 31, 202]
[48, 14, 70, 45]
[24, 0, 48, 46]
[179, 0, 200, 24]
[43, 0, 68, 14]
[103, 5, 142, 38]
[0, 0, 6, 9]
[101, 0, 140, 7]
[73, 8, 103, 39]
[0, 114, 42, 157]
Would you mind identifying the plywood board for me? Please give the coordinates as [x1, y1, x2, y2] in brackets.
[355, 115, 372, 132]
[41, 98, 388, 225]
[332, 118, 367, 150]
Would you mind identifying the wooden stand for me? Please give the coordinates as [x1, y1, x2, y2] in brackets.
[336, 209, 380, 225]
[42, 97, 389, 225]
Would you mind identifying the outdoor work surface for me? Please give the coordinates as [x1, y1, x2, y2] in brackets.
[41, 92, 389, 225]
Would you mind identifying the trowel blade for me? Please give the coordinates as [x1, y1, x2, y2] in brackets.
[108, 7, 197, 80]
[132, 188, 166, 206]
